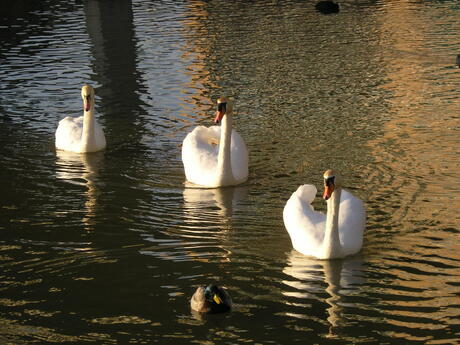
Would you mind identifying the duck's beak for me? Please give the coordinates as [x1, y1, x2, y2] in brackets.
[83, 95, 91, 112]
[214, 103, 226, 124]
[213, 294, 223, 304]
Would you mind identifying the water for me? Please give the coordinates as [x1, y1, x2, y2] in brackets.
[1, 0, 460, 343]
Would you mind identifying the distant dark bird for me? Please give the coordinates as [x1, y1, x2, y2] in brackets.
[456, 54, 460, 68]
[190, 284, 232, 314]
[315, 1, 340, 14]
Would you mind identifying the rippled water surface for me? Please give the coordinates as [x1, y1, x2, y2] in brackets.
[1, 0, 460, 344]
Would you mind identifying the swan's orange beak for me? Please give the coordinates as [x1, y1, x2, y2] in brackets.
[83, 96, 91, 112]
[214, 110, 224, 124]
[323, 183, 334, 200]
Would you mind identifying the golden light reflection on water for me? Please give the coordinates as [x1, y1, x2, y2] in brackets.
[358, 5, 460, 337]
[366, 1, 460, 237]
[176, 2, 218, 128]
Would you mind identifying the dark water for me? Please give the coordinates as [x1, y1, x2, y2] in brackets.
[1, 0, 460, 344]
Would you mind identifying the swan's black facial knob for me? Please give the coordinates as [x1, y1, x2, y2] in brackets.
[323, 175, 335, 200]
[214, 102, 227, 123]
[218, 102, 227, 113]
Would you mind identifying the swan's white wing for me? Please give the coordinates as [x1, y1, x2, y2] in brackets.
[283, 185, 326, 257]
[55, 116, 83, 152]
[182, 125, 220, 186]
[182, 126, 248, 186]
[56, 116, 106, 153]
[338, 189, 365, 255]
[230, 130, 248, 183]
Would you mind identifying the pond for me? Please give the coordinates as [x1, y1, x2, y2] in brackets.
[1, 0, 459, 344]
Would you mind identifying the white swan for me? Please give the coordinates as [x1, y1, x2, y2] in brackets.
[283, 170, 365, 259]
[55, 85, 106, 153]
[182, 97, 248, 187]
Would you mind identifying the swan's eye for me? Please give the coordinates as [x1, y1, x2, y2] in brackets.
[218, 102, 227, 112]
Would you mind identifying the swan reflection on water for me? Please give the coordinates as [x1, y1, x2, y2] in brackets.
[55, 150, 104, 229]
[183, 184, 248, 220]
[282, 250, 365, 338]
[138, 185, 248, 265]
[181, 185, 248, 261]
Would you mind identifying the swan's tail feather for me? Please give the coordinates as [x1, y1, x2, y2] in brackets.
[293, 184, 317, 205]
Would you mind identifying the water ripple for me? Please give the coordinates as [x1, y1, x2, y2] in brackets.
[1, 0, 460, 344]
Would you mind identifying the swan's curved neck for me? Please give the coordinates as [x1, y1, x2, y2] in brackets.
[216, 111, 235, 185]
[321, 187, 342, 258]
[81, 104, 96, 152]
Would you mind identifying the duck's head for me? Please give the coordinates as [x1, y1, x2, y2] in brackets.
[323, 169, 341, 200]
[214, 97, 233, 124]
[81, 84, 95, 112]
[204, 284, 226, 305]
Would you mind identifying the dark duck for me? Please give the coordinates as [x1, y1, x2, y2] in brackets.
[191, 284, 232, 314]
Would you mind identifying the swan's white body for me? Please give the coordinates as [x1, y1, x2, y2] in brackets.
[55, 85, 106, 153]
[182, 99, 248, 187]
[283, 183, 365, 259]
